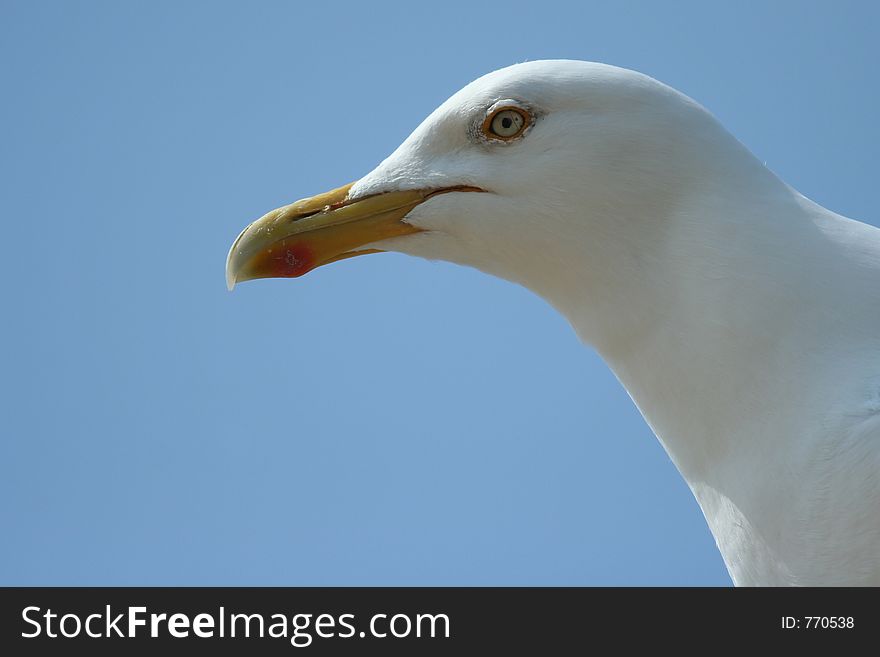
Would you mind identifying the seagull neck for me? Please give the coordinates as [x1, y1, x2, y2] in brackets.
[528, 168, 861, 584]
[544, 161, 853, 484]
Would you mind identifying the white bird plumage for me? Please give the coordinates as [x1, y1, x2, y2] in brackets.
[230, 59, 880, 585]
[352, 60, 880, 585]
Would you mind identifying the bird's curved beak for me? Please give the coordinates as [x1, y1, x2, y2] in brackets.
[226, 183, 483, 290]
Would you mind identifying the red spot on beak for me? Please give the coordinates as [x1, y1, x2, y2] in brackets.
[266, 242, 315, 278]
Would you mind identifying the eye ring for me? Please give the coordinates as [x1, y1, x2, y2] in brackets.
[481, 106, 531, 141]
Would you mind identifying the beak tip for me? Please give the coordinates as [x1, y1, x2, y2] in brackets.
[225, 258, 237, 292]
[226, 262, 237, 291]
[226, 224, 253, 292]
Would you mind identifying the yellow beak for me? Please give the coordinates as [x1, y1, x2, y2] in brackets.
[226, 183, 482, 290]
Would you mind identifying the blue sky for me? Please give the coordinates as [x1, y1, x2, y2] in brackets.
[1, 1, 877, 585]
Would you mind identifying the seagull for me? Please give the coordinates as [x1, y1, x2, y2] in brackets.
[226, 60, 880, 586]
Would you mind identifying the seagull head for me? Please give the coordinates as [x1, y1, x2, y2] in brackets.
[226, 59, 771, 346]
[226, 60, 880, 586]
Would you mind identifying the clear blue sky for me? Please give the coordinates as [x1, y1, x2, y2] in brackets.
[2, 1, 877, 585]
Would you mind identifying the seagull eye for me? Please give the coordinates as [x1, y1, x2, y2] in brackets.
[483, 107, 529, 140]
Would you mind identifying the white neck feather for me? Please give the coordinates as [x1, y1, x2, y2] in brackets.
[520, 133, 880, 585]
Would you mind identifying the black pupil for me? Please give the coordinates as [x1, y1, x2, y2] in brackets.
[501, 116, 513, 129]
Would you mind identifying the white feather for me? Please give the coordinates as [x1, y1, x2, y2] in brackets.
[353, 60, 880, 585]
